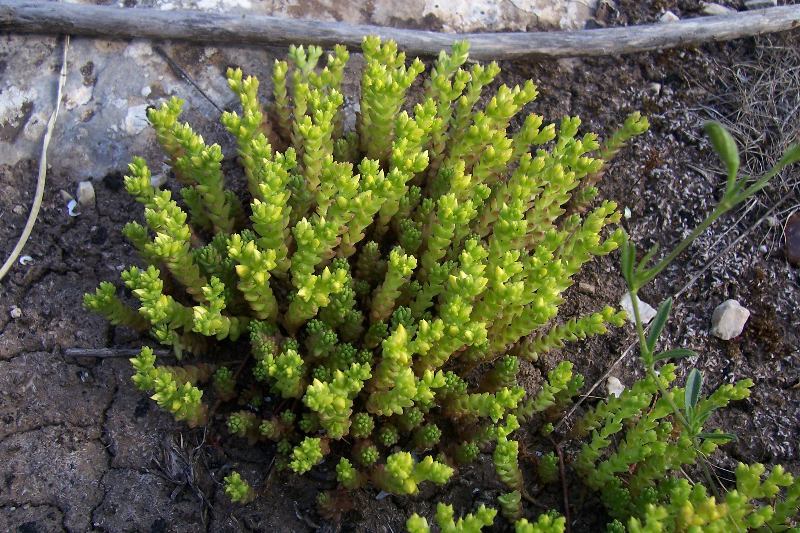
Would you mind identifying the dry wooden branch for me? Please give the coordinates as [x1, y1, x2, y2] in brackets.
[1, 1, 798, 59]
[63, 347, 171, 358]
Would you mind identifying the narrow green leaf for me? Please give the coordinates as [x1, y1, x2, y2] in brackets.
[645, 298, 673, 352]
[636, 243, 660, 274]
[685, 368, 702, 410]
[704, 121, 740, 190]
[697, 432, 737, 443]
[778, 143, 800, 167]
[621, 239, 635, 286]
[653, 348, 695, 363]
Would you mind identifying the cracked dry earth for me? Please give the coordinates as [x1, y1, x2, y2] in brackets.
[1, 8, 800, 533]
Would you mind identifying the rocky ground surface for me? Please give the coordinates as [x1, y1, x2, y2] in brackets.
[1, 0, 798, 531]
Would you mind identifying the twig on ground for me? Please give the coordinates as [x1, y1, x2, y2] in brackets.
[2, 1, 800, 59]
[0, 34, 68, 282]
[549, 437, 571, 533]
[63, 346, 171, 358]
[153, 44, 225, 113]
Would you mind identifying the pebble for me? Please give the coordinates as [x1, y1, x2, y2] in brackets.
[578, 282, 596, 294]
[619, 292, 657, 324]
[606, 376, 625, 398]
[744, 0, 776, 8]
[710, 299, 750, 340]
[59, 189, 74, 203]
[67, 199, 80, 217]
[150, 173, 168, 188]
[701, 2, 736, 15]
[659, 11, 680, 23]
[785, 211, 800, 266]
[10, 306, 22, 319]
[12, 204, 25, 215]
[77, 180, 95, 207]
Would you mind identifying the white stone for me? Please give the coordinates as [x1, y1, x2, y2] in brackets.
[659, 11, 680, 23]
[701, 2, 736, 15]
[0, 86, 36, 127]
[140, 86, 152, 98]
[65, 85, 93, 110]
[10, 306, 22, 319]
[124, 104, 150, 135]
[710, 299, 750, 340]
[619, 292, 657, 324]
[150, 173, 168, 188]
[76, 180, 95, 207]
[67, 199, 80, 217]
[744, 0, 775, 8]
[123, 41, 154, 64]
[606, 376, 625, 398]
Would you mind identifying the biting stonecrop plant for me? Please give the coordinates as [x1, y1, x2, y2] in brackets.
[84, 36, 800, 531]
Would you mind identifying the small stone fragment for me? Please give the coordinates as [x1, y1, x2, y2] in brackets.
[744, 0, 776, 8]
[124, 104, 150, 135]
[67, 199, 80, 217]
[10, 306, 22, 319]
[76, 180, 95, 207]
[619, 292, 657, 324]
[578, 282, 596, 294]
[606, 376, 625, 398]
[659, 11, 680, 23]
[150, 173, 168, 188]
[785, 211, 800, 266]
[19, 255, 33, 265]
[710, 299, 750, 340]
[701, 2, 736, 15]
[12, 204, 25, 215]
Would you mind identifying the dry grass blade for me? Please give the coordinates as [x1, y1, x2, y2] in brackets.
[0, 35, 69, 282]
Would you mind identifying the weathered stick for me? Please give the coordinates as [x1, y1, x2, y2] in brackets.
[63, 347, 170, 358]
[0, 1, 798, 59]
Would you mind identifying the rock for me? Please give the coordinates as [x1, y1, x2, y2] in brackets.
[606, 376, 625, 398]
[76, 180, 95, 207]
[67, 199, 80, 217]
[785, 211, 800, 266]
[150, 173, 168, 188]
[12, 204, 25, 215]
[710, 299, 750, 340]
[9, 306, 22, 319]
[648, 83, 662, 96]
[619, 292, 657, 324]
[701, 2, 736, 15]
[123, 104, 150, 135]
[744, 0, 776, 8]
[659, 11, 680, 23]
[59, 189, 74, 203]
